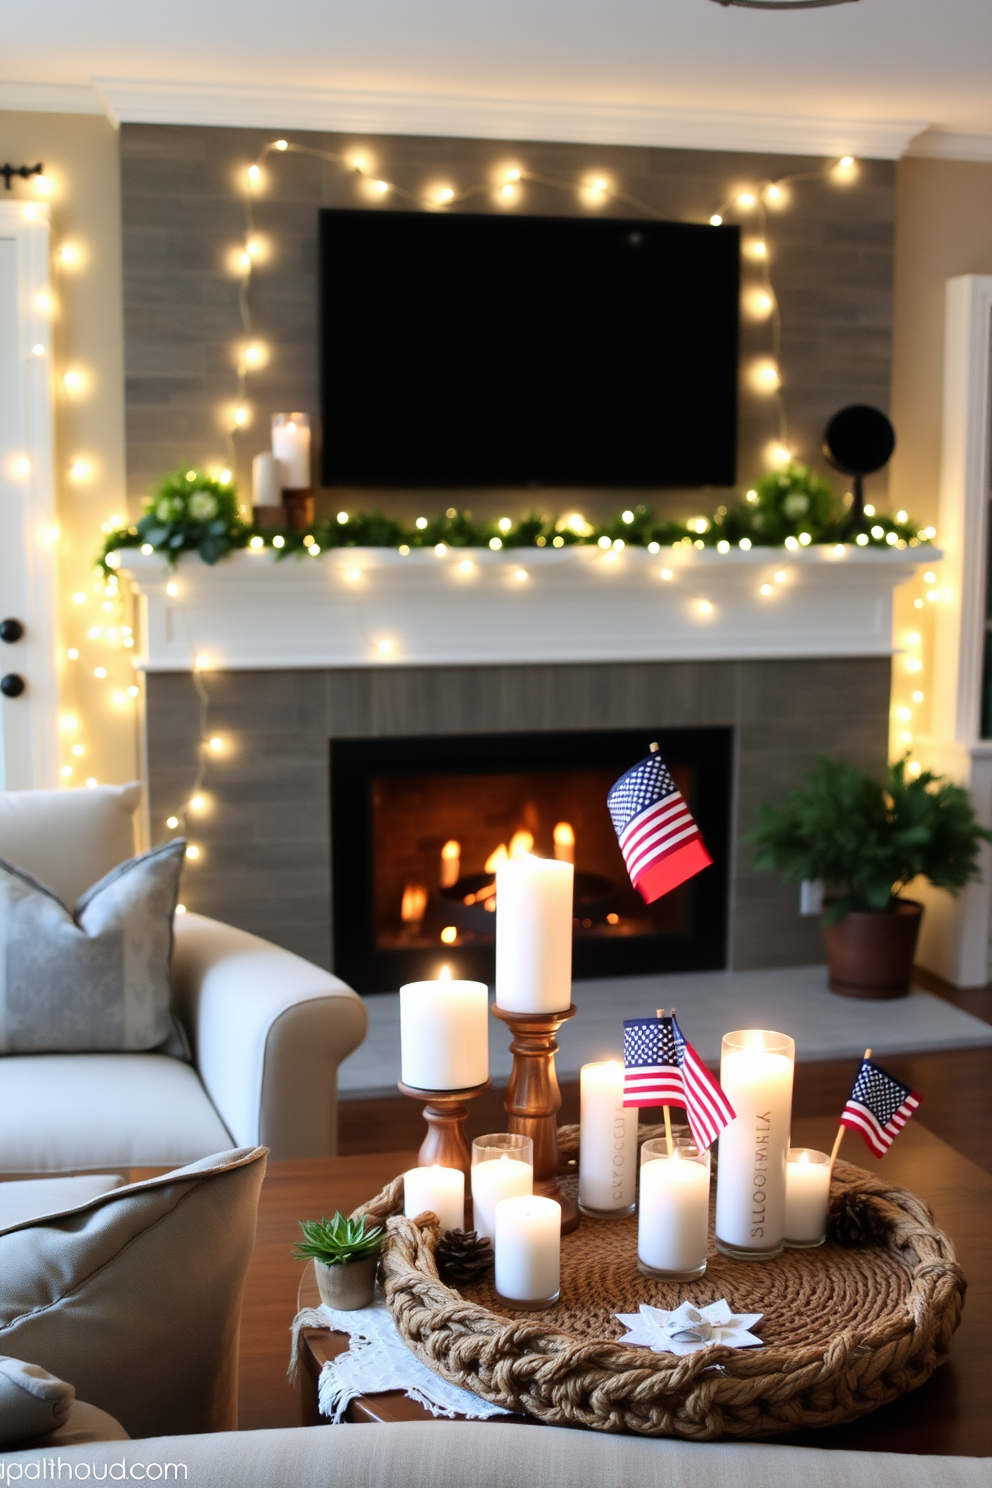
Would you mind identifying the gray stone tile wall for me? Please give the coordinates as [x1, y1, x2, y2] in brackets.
[147, 655, 891, 978]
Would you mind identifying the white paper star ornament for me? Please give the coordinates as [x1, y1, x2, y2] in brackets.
[615, 1300, 764, 1356]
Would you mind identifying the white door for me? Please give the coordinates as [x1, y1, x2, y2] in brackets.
[0, 201, 58, 789]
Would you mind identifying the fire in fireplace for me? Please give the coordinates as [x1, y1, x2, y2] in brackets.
[331, 727, 731, 993]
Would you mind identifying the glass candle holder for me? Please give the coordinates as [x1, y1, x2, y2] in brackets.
[494, 1194, 561, 1309]
[715, 1029, 795, 1262]
[470, 1134, 534, 1242]
[403, 1164, 465, 1233]
[637, 1138, 711, 1279]
[784, 1148, 831, 1248]
[578, 1060, 638, 1218]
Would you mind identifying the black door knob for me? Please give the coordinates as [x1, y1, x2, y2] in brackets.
[0, 674, 26, 698]
[0, 619, 24, 643]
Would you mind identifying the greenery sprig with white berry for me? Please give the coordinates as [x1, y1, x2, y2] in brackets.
[98, 462, 931, 573]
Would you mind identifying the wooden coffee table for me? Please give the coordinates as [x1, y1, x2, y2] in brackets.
[239, 1117, 992, 1454]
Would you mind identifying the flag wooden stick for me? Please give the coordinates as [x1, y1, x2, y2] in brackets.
[830, 1047, 871, 1167]
[657, 1007, 674, 1155]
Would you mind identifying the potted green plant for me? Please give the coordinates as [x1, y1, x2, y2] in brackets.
[293, 1213, 384, 1310]
[747, 754, 991, 998]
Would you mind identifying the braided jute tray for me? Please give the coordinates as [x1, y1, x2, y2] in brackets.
[351, 1124, 966, 1440]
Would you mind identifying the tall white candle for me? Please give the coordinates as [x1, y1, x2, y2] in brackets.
[495, 856, 573, 1013]
[251, 451, 281, 507]
[715, 1030, 795, 1259]
[637, 1146, 710, 1277]
[403, 1164, 465, 1233]
[784, 1148, 830, 1247]
[271, 412, 311, 488]
[471, 1154, 532, 1242]
[579, 1060, 638, 1216]
[494, 1195, 561, 1306]
[399, 969, 488, 1091]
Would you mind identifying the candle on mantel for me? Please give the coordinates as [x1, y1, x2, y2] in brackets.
[399, 966, 488, 1091]
[637, 1141, 710, 1278]
[403, 1164, 465, 1233]
[494, 1194, 561, 1307]
[251, 451, 281, 507]
[784, 1147, 830, 1248]
[271, 412, 311, 488]
[495, 856, 573, 1014]
[578, 1060, 638, 1216]
[471, 1151, 533, 1242]
[440, 839, 461, 888]
[715, 1029, 795, 1260]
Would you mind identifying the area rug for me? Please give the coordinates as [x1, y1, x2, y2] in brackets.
[338, 964, 992, 1099]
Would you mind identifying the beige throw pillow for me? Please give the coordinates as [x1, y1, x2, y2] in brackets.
[0, 1147, 267, 1438]
[0, 1357, 75, 1447]
[0, 839, 185, 1055]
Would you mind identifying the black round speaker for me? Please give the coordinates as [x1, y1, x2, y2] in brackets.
[0, 619, 24, 644]
[1, 674, 26, 698]
[823, 404, 895, 477]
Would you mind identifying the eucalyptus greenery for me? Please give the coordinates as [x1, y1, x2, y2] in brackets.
[292, 1213, 384, 1267]
[747, 755, 992, 925]
[98, 462, 929, 572]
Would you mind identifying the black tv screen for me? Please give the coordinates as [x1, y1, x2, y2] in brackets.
[319, 209, 739, 488]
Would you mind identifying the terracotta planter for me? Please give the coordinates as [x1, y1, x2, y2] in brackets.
[314, 1254, 378, 1310]
[823, 899, 923, 1000]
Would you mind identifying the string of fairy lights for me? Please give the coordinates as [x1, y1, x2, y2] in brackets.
[8, 139, 940, 852]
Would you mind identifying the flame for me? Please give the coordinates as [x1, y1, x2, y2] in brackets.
[440, 838, 461, 887]
[484, 844, 509, 873]
[553, 821, 575, 863]
[400, 883, 428, 923]
[438, 965, 451, 981]
[509, 829, 534, 859]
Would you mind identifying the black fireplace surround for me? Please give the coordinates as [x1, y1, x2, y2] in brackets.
[331, 727, 732, 994]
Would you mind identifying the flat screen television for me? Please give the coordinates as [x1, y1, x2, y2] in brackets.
[319, 209, 739, 489]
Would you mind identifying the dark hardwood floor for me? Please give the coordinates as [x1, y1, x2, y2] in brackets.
[339, 966, 992, 1176]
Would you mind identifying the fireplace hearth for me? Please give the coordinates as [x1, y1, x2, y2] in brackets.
[332, 728, 731, 993]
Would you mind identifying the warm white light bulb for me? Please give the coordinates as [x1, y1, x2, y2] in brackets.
[736, 191, 756, 209]
[275, 139, 288, 151]
[248, 164, 261, 183]
[709, 214, 723, 226]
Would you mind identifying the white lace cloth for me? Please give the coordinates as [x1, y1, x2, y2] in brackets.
[290, 1289, 510, 1423]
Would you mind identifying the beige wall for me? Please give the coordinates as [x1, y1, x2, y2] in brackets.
[0, 110, 139, 794]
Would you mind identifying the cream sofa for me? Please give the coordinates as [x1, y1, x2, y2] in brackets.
[2, 1420, 989, 1488]
[0, 784, 367, 1171]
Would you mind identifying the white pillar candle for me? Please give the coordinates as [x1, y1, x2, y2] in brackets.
[579, 1060, 638, 1216]
[471, 1154, 533, 1242]
[271, 412, 311, 488]
[495, 856, 573, 1014]
[403, 1164, 465, 1233]
[784, 1148, 831, 1247]
[494, 1195, 561, 1306]
[637, 1146, 710, 1277]
[251, 451, 282, 507]
[715, 1030, 795, 1259]
[399, 969, 488, 1091]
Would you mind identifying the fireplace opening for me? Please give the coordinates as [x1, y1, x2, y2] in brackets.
[331, 727, 732, 993]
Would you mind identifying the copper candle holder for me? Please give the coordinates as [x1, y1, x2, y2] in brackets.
[397, 1077, 492, 1179]
[492, 1003, 579, 1234]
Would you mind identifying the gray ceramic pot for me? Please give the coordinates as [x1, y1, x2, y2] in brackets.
[314, 1254, 378, 1310]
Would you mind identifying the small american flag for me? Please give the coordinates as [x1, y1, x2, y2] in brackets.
[607, 749, 712, 903]
[622, 1013, 736, 1152]
[840, 1058, 921, 1158]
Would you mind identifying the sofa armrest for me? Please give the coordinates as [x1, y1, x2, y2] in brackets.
[170, 913, 367, 1159]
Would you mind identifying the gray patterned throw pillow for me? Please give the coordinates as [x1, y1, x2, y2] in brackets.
[0, 839, 187, 1055]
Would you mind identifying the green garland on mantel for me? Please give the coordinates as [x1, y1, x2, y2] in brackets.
[99, 463, 933, 574]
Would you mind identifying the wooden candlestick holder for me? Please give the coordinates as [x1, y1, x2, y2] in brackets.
[397, 1077, 492, 1179]
[492, 1003, 579, 1234]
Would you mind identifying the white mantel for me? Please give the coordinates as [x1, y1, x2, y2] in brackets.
[119, 543, 929, 673]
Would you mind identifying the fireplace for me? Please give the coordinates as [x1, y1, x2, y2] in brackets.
[331, 727, 732, 993]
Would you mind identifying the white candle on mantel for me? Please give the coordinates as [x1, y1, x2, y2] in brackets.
[784, 1148, 831, 1246]
[494, 1195, 561, 1305]
[403, 1164, 465, 1233]
[715, 1030, 795, 1258]
[251, 451, 281, 507]
[471, 1153, 533, 1242]
[495, 856, 573, 1014]
[579, 1060, 638, 1215]
[271, 412, 311, 488]
[638, 1151, 710, 1276]
[399, 967, 488, 1091]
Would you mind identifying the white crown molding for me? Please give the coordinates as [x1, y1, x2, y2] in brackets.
[905, 128, 992, 163]
[92, 76, 927, 160]
[0, 79, 104, 115]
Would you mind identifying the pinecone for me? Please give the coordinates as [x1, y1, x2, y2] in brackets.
[435, 1228, 494, 1284]
[827, 1189, 890, 1248]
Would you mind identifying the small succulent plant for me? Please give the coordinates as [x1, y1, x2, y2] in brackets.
[293, 1212, 384, 1267]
